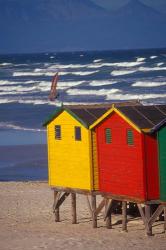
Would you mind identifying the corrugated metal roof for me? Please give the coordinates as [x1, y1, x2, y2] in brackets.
[43, 102, 166, 131]
[69, 107, 110, 126]
[118, 105, 166, 129]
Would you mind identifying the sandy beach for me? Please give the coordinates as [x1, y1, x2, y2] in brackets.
[0, 182, 166, 250]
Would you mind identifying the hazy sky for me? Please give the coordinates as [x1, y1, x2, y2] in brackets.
[92, 0, 166, 11]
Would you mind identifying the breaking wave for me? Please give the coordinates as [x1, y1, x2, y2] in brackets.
[88, 61, 144, 69]
[106, 93, 166, 101]
[13, 71, 55, 77]
[0, 63, 13, 66]
[47, 64, 87, 69]
[13, 70, 98, 77]
[0, 122, 45, 132]
[150, 56, 158, 59]
[157, 63, 164, 66]
[71, 71, 99, 76]
[67, 88, 121, 96]
[132, 81, 166, 87]
[89, 80, 117, 86]
[136, 57, 146, 62]
[93, 59, 102, 63]
[139, 66, 166, 72]
[111, 70, 137, 76]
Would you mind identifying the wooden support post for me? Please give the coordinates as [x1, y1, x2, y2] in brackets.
[86, 195, 92, 216]
[137, 204, 146, 225]
[122, 201, 127, 232]
[91, 194, 97, 228]
[106, 210, 112, 229]
[105, 199, 112, 229]
[145, 205, 152, 236]
[71, 193, 77, 224]
[164, 207, 166, 232]
[53, 191, 60, 222]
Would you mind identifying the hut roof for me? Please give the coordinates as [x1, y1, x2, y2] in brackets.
[90, 104, 166, 133]
[118, 105, 166, 130]
[43, 101, 141, 128]
[43, 105, 110, 128]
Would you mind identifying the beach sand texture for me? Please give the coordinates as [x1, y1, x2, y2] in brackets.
[0, 182, 166, 250]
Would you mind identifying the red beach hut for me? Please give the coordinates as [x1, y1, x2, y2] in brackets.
[90, 105, 166, 202]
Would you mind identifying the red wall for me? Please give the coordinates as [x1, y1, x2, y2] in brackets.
[95, 112, 146, 200]
[144, 134, 159, 200]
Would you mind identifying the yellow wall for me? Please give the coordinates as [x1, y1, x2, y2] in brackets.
[47, 110, 96, 190]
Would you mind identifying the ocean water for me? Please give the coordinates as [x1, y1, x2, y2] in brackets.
[0, 48, 166, 180]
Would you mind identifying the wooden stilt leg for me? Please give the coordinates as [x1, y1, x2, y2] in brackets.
[53, 191, 60, 222]
[145, 205, 152, 236]
[164, 207, 166, 232]
[105, 198, 112, 229]
[122, 201, 127, 232]
[106, 210, 112, 229]
[71, 193, 77, 224]
[91, 194, 97, 228]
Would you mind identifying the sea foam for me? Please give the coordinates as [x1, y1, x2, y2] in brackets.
[136, 57, 146, 62]
[111, 70, 137, 76]
[132, 81, 166, 87]
[0, 122, 45, 132]
[150, 56, 158, 59]
[89, 80, 117, 86]
[139, 66, 166, 72]
[67, 88, 121, 96]
[106, 93, 166, 101]
[88, 61, 143, 69]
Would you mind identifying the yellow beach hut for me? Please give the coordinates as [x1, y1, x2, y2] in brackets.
[43, 106, 109, 191]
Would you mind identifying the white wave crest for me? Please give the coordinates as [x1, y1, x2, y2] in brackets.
[0, 85, 37, 93]
[13, 71, 55, 77]
[106, 93, 166, 101]
[13, 70, 98, 77]
[136, 57, 146, 62]
[88, 61, 143, 69]
[93, 59, 102, 63]
[89, 80, 117, 86]
[157, 63, 164, 66]
[0, 98, 16, 104]
[38, 80, 84, 90]
[150, 56, 158, 59]
[132, 81, 166, 87]
[0, 122, 45, 132]
[72, 71, 99, 76]
[139, 66, 166, 72]
[0, 80, 17, 85]
[111, 70, 136, 76]
[67, 88, 121, 96]
[48, 64, 87, 69]
[110, 62, 143, 67]
[0, 63, 13, 66]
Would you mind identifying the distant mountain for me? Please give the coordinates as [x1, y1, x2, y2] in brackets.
[114, 0, 165, 20]
[0, 0, 108, 22]
[107, 0, 166, 49]
[0, 0, 166, 53]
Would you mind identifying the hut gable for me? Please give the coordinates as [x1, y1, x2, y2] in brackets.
[47, 109, 92, 189]
[94, 110, 146, 199]
[45, 105, 110, 191]
[90, 105, 166, 132]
